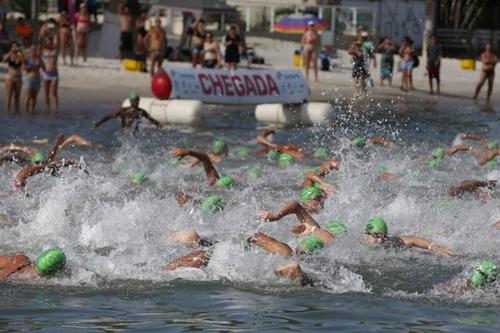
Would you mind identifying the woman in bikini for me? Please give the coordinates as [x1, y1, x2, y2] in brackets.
[23, 45, 42, 113]
[3, 41, 24, 113]
[191, 18, 205, 68]
[202, 32, 222, 68]
[399, 37, 415, 91]
[41, 36, 59, 113]
[301, 21, 319, 83]
[75, 3, 90, 62]
[58, 11, 74, 66]
[474, 43, 497, 101]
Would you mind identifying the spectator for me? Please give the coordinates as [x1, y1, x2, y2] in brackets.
[41, 35, 59, 113]
[191, 17, 205, 68]
[202, 32, 222, 68]
[361, 31, 376, 87]
[119, 4, 134, 60]
[301, 21, 319, 82]
[348, 41, 368, 95]
[39, 18, 58, 50]
[224, 25, 241, 71]
[58, 11, 74, 66]
[14, 17, 34, 48]
[135, 10, 148, 72]
[23, 44, 42, 113]
[75, 3, 91, 62]
[426, 34, 442, 95]
[3, 41, 24, 113]
[378, 36, 396, 86]
[86, 0, 98, 23]
[473, 43, 497, 101]
[399, 36, 415, 91]
[144, 18, 167, 76]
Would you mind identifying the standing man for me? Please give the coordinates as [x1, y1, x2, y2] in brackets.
[361, 31, 376, 87]
[473, 43, 497, 101]
[426, 34, 442, 95]
[119, 4, 134, 60]
[144, 18, 167, 77]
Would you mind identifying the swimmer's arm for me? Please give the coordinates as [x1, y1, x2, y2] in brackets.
[93, 110, 122, 128]
[47, 133, 65, 162]
[277, 148, 304, 160]
[446, 144, 472, 156]
[477, 150, 499, 165]
[13, 164, 46, 190]
[259, 200, 321, 228]
[317, 159, 340, 177]
[368, 136, 394, 149]
[161, 249, 211, 271]
[175, 192, 198, 207]
[0, 144, 38, 156]
[304, 171, 335, 193]
[60, 134, 92, 149]
[256, 132, 278, 149]
[140, 109, 163, 128]
[170, 148, 220, 185]
[399, 236, 453, 256]
[458, 133, 489, 144]
[292, 224, 334, 244]
[491, 221, 500, 230]
[248, 232, 292, 257]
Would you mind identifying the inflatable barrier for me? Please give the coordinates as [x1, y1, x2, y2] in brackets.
[122, 98, 203, 125]
[255, 103, 333, 126]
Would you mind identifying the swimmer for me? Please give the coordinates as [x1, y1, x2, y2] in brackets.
[170, 148, 220, 186]
[446, 144, 488, 157]
[301, 159, 340, 212]
[181, 139, 229, 167]
[161, 230, 216, 271]
[93, 92, 163, 132]
[351, 136, 394, 149]
[448, 179, 496, 199]
[434, 260, 497, 295]
[256, 130, 305, 160]
[13, 159, 82, 190]
[362, 217, 453, 256]
[0, 248, 66, 279]
[477, 149, 499, 166]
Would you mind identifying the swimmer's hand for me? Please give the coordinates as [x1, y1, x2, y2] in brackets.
[170, 148, 190, 158]
[491, 221, 500, 230]
[326, 159, 340, 171]
[291, 223, 312, 237]
[258, 211, 278, 222]
[429, 243, 453, 256]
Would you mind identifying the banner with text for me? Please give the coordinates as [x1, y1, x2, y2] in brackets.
[164, 67, 310, 104]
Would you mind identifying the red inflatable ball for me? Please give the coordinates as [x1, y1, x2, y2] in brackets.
[151, 70, 172, 100]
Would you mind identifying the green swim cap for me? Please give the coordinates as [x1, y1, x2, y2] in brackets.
[248, 167, 262, 180]
[216, 175, 236, 187]
[304, 167, 319, 175]
[433, 147, 445, 159]
[169, 157, 181, 167]
[301, 186, 321, 203]
[487, 140, 498, 150]
[365, 217, 388, 236]
[484, 159, 497, 169]
[314, 147, 329, 159]
[237, 147, 250, 158]
[267, 149, 279, 159]
[428, 159, 442, 169]
[352, 137, 366, 148]
[437, 200, 455, 210]
[128, 91, 139, 101]
[132, 171, 146, 185]
[31, 152, 46, 163]
[377, 164, 389, 173]
[212, 139, 226, 154]
[327, 221, 348, 236]
[300, 236, 324, 254]
[278, 153, 293, 168]
[36, 248, 66, 276]
[201, 195, 224, 213]
[470, 260, 498, 289]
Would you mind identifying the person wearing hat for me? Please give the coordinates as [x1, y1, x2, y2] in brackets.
[448, 179, 496, 199]
[301, 21, 319, 83]
[256, 129, 304, 160]
[434, 260, 498, 294]
[362, 217, 453, 255]
[0, 248, 66, 279]
[93, 92, 162, 132]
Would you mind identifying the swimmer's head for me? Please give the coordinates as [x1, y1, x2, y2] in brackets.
[299, 236, 324, 254]
[301, 186, 321, 204]
[36, 248, 66, 276]
[248, 167, 262, 180]
[169, 157, 181, 167]
[237, 147, 250, 158]
[131, 171, 146, 185]
[327, 221, 348, 236]
[314, 147, 329, 159]
[487, 140, 498, 150]
[278, 153, 293, 168]
[352, 137, 365, 148]
[201, 195, 224, 213]
[216, 175, 236, 187]
[428, 159, 442, 169]
[212, 139, 228, 155]
[484, 159, 497, 169]
[433, 147, 445, 159]
[31, 152, 46, 164]
[365, 217, 388, 237]
[470, 260, 498, 289]
[128, 91, 140, 106]
[377, 164, 389, 173]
